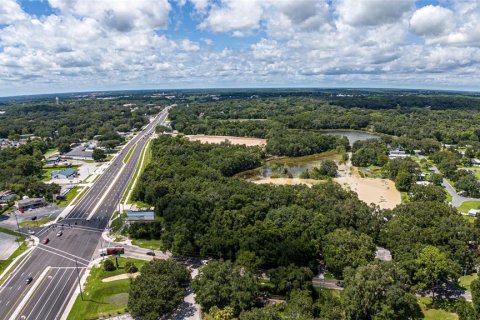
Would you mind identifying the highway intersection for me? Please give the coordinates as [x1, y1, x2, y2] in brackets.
[0, 107, 170, 320]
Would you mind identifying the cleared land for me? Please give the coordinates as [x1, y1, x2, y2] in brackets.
[252, 178, 323, 186]
[334, 176, 401, 210]
[186, 135, 267, 147]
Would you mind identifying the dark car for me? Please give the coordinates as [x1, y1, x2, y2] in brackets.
[26, 276, 33, 284]
[146, 251, 155, 256]
[42, 238, 49, 244]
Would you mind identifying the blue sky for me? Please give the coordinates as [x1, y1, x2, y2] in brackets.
[0, 0, 478, 96]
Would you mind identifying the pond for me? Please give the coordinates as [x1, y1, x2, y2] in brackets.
[238, 151, 343, 179]
[319, 130, 379, 145]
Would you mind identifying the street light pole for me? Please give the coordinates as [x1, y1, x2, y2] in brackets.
[75, 258, 84, 301]
[14, 212, 20, 232]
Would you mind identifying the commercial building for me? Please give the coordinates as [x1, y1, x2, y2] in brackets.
[51, 167, 77, 179]
[46, 156, 61, 165]
[15, 197, 46, 212]
[63, 146, 93, 160]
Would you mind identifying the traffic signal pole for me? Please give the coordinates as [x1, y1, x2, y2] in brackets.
[75, 258, 84, 301]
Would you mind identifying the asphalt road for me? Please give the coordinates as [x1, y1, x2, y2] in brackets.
[0, 106, 171, 320]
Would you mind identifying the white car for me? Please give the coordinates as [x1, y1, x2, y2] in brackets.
[28, 230, 35, 235]
[56, 231, 63, 237]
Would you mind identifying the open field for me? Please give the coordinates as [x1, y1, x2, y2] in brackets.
[186, 134, 267, 147]
[334, 176, 401, 209]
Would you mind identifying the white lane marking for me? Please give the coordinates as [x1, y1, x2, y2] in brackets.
[8, 266, 51, 320]
[35, 247, 88, 266]
[37, 245, 90, 264]
[0, 251, 36, 294]
[43, 270, 77, 320]
[25, 269, 66, 320]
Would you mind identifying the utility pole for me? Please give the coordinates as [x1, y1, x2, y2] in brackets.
[75, 258, 84, 301]
[14, 212, 20, 232]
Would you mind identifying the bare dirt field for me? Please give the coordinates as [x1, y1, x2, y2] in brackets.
[185, 135, 267, 147]
[334, 176, 401, 209]
[251, 177, 322, 186]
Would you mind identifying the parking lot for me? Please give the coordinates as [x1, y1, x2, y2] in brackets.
[0, 231, 20, 260]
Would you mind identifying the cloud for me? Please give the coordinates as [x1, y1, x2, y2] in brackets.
[336, 0, 414, 27]
[410, 5, 455, 37]
[48, 0, 171, 32]
[198, 0, 263, 36]
[2, 0, 480, 95]
[0, 0, 27, 24]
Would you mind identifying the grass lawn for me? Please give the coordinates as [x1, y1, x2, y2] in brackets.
[19, 217, 54, 228]
[459, 273, 478, 291]
[67, 257, 147, 320]
[457, 200, 480, 213]
[418, 297, 458, 320]
[131, 238, 163, 251]
[123, 144, 136, 164]
[57, 186, 80, 207]
[43, 147, 58, 157]
[42, 165, 80, 181]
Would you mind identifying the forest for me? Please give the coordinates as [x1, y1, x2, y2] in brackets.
[132, 135, 480, 319]
[0, 97, 155, 149]
[169, 96, 480, 147]
[0, 139, 60, 200]
[0, 97, 159, 199]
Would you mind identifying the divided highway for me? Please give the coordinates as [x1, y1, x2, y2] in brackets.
[0, 106, 171, 320]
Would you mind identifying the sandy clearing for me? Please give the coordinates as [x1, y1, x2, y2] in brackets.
[252, 176, 400, 209]
[251, 177, 322, 186]
[334, 176, 401, 209]
[102, 272, 140, 283]
[186, 135, 267, 147]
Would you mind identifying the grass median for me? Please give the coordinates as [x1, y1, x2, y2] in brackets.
[123, 144, 136, 164]
[67, 257, 147, 320]
[121, 139, 152, 204]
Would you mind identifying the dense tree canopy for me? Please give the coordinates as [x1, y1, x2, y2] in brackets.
[133, 136, 380, 269]
[128, 259, 190, 320]
[343, 261, 422, 320]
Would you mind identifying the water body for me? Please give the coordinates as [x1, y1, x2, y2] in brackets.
[239, 152, 342, 179]
[319, 130, 379, 145]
